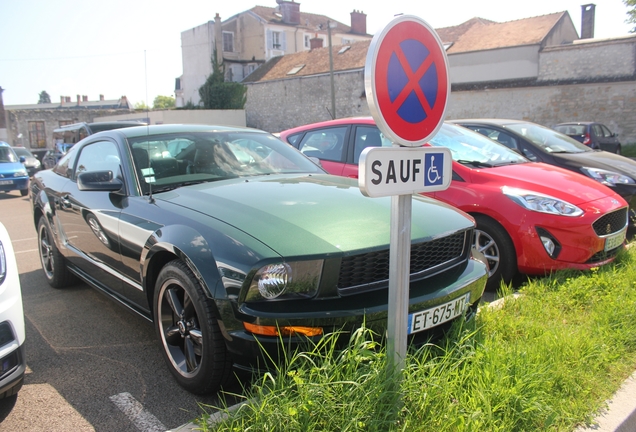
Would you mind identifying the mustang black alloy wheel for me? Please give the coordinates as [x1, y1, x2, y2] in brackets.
[37, 217, 75, 288]
[154, 260, 231, 394]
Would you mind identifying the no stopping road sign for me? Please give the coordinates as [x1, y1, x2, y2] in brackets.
[365, 15, 450, 146]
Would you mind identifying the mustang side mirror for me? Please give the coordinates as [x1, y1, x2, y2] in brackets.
[77, 170, 123, 192]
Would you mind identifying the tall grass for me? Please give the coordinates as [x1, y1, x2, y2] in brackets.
[621, 143, 636, 157]
[197, 247, 636, 432]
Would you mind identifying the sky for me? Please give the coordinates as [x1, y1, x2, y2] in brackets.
[0, 0, 633, 107]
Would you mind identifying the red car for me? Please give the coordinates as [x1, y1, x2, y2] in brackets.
[280, 118, 629, 290]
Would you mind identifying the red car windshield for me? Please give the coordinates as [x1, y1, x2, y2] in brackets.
[429, 124, 529, 166]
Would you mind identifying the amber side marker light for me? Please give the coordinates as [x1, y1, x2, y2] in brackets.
[243, 322, 323, 337]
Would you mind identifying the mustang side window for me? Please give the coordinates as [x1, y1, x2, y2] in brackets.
[74, 141, 121, 179]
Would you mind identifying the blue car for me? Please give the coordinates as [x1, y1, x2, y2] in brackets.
[0, 142, 29, 197]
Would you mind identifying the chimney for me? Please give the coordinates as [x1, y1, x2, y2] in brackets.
[82, 95, 88, 102]
[214, 13, 223, 57]
[99, 94, 104, 101]
[76, 94, 81, 106]
[310, 35, 323, 50]
[277, 0, 300, 25]
[581, 4, 595, 39]
[60, 96, 65, 105]
[350, 10, 367, 35]
[120, 95, 129, 108]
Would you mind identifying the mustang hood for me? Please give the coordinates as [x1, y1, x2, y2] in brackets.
[156, 174, 474, 257]
[470, 162, 624, 206]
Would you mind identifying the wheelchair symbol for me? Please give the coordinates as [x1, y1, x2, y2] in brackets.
[427, 155, 441, 184]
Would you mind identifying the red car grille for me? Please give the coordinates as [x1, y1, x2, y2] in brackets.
[592, 208, 628, 236]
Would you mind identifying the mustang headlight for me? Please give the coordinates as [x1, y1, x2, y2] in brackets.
[580, 167, 636, 186]
[502, 186, 583, 217]
[245, 260, 323, 301]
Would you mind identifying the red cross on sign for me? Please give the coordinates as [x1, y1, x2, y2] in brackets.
[365, 15, 450, 146]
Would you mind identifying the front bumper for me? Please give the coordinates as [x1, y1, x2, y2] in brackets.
[0, 178, 28, 192]
[219, 257, 488, 370]
[508, 198, 628, 275]
[0, 343, 25, 398]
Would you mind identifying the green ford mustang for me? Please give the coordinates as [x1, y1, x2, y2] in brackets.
[31, 124, 488, 394]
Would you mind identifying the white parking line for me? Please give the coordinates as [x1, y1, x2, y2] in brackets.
[109, 392, 167, 432]
[10, 237, 36, 242]
[15, 249, 38, 254]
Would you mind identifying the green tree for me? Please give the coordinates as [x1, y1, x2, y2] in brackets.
[153, 95, 175, 109]
[198, 49, 246, 109]
[625, 0, 636, 32]
[134, 101, 149, 110]
[38, 91, 51, 104]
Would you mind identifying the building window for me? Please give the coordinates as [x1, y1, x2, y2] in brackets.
[272, 31, 281, 49]
[28, 121, 46, 148]
[342, 38, 353, 45]
[223, 31, 234, 52]
[244, 64, 256, 77]
[267, 30, 286, 52]
[304, 35, 310, 48]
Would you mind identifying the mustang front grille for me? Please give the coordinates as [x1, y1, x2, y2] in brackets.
[592, 208, 628, 236]
[337, 230, 470, 295]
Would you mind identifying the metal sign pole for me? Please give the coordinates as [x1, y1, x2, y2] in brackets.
[362, 13, 450, 381]
[387, 192, 412, 373]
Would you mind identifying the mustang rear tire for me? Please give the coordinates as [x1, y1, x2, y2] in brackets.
[154, 260, 231, 394]
[37, 217, 76, 288]
[473, 215, 517, 291]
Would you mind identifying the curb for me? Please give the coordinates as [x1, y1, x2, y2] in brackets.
[575, 371, 636, 432]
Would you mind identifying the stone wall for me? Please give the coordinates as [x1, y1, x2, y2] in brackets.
[539, 37, 636, 82]
[6, 109, 131, 150]
[446, 81, 636, 143]
[246, 70, 370, 133]
[95, 109, 246, 127]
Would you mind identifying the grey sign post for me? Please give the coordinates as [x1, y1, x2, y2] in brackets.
[361, 14, 451, 373]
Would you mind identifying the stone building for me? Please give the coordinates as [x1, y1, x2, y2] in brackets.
[2, 95, 133, 157]
[176, 0, 372, 107]
[243, 5, 636, 144]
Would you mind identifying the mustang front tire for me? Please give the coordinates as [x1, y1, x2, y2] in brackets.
[154, 260, 231, 395]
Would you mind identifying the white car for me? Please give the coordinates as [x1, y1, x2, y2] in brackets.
[0, 222, 25, 398]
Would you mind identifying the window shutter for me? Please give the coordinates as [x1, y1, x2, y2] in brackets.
[281, 32, 287, 51]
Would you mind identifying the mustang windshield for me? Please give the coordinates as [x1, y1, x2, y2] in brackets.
[128, 131, 325, 194]
[429, 124, 529, 166]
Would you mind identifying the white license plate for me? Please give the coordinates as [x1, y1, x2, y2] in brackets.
[604, 230, 626, 251]
[407, 293, 470, 335]
[0, 180, 13, 185]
